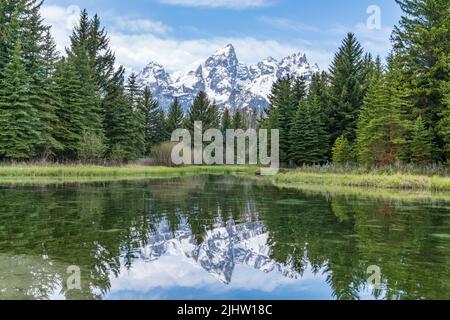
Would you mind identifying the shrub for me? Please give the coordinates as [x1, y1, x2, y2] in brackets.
[109, 144, 128, 163]
[150, 142, 178, 166]
[78, 131, 107, 163]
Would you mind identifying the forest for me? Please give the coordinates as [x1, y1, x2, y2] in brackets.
[0, 0, 449, 167]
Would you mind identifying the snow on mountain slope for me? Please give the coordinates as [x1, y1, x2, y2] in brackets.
[137, 44, 319, 112]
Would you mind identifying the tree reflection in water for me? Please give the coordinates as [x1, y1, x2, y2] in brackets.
[0, 176, 449, 300]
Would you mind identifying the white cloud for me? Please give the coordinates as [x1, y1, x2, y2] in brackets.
[115, 17, 172, 34]
[109, 33, 332, 74]
[259, 15, 392, 63]
[41, 5, 81, 53]
[41, 4, 331, 75]
[158, 0, 272, 9]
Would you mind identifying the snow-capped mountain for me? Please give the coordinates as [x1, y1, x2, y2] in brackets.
[137, 44, 319, 112]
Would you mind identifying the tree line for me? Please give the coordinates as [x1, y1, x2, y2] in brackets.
[262, 0, 449, 166]
[0, 0, 448, 166]
[0, 0, 249, 162]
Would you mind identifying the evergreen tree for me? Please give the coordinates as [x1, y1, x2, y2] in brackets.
[126, 73, 142, 107]
[142, 86, 165, 152]
[208, 100, 220, 129]
[332, 136, 355, 164]
[289, 98, 328, 165]
[329, 33, 366, 142]
[126, 74, 145, 157]
[104, 67, 140, 160]
[54, 59, 85, 159]
[185, 91, 218, 133]
[262, 77, 293, 162]
[410, 116, 435, 164]
[355, 73, 407, 165]
[292, 76, 307, 103]
[0, 1, 61, 159]
[392, 0, 450, 160]
[221, 108, 232, 134]
[87, 13, 116, 91]
[67, 9, 118, 143]
[308, 71, 332, 157]
[33, 29, 63, 158]
[0, 3, 20, 75]
[0, 41, 41, 159]
[438, 82, 450, 158]
[232, 110, 246, 130]
[166, 97, 185, 136]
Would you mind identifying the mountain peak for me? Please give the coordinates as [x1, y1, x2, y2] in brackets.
[212, 43, 237, 59]
[143, 60, 164, 69]
[137, 44, 318, 112]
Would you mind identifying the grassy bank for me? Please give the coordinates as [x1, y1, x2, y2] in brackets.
[270, 169, 450, 192]
[0, 165, 255, 180]
[1, 164, 450, 193]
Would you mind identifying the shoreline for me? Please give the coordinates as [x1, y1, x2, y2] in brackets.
[1, 165, 450, 194]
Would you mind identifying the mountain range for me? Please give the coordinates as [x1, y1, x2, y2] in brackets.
[136, 44, 319, 112]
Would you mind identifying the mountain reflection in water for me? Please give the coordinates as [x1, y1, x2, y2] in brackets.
[0, 175, 449, 300]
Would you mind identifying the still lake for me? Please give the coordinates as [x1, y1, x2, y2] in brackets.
[0, 175, 449, 300]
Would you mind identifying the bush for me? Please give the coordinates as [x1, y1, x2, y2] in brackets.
[109, 144, 128, 163]
[150, 142, 178, 166]
[78, 131, 107, 163]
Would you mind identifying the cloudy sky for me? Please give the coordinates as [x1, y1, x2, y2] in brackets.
[40, 0, 402, 74]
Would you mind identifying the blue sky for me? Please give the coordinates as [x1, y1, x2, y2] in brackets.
[41, 0, 403, 73]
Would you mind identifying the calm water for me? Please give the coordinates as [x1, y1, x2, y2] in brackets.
[0, 175, 449, 300]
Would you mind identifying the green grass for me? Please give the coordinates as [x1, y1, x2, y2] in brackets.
[269, 169, 450, 192]
[271, 181, 450, 203]
[2, 164, 450, 195]
[0, 164, 255, 180]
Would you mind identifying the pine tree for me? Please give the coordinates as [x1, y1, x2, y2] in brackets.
[221, 108, 232, 134]
[355, 72, 407, 166]
[332, 136, 355, 164]
[126, 73, 142, 107]
[392, 0, 449, 160]
[308, 71, 332, 158]
[0, 1, 7, 71]
[0, 41, 41, 159]
[104, 67, 140, 160]
[262, 77, 293, 162]
[67, 9, 118, 145]
[126, 74, 145, 157]
[329, 33, 366, 142]
[185, 91, 218, 133]
[142, 86, 165, 152]
[292, 76, 307, 103]
[33, 28, 63, 158]
[166, 97, 184, 136]
[410, 116, 435, 164]
[0, 1, 64, 159]
[232, 110, 246, 130]
[289, 98, 328, 165]
[438, 81, 450, 158]
[54, 59, 86, 159]
[87, 13, 116, 91]
[208, 100, 220, 129]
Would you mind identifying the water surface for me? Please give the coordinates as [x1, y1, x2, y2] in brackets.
[0, 175, 449, 300]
